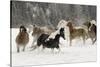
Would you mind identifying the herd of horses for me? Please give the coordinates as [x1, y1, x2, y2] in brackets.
[15, 20, 97, 53]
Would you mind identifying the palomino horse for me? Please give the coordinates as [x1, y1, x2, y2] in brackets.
[31, 24, 55, 48]
[16, 25, 29, 53]
[83, 20, 97, 44]
[66, 22, 88, 46]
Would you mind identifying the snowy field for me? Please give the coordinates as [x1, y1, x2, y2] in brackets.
[11, 29, 97, 67]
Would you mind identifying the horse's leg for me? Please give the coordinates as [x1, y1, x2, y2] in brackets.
[41, 46, 45, 52]
[30, 39, 39, 51]
[89, 32, 95, 45]
[57, 48, 61, 53]
[31, 40, 41, 51]
[91, 37, 94, 45]
[51, 48, 54, 53]
[82, 36, 85, 45]
[31, 37, 37, 48]
[17, 45, 20, 53]
[93, 37, 96, 45]
[30, 41, 35, 48]
[30, 45, 38, 51]
[22, 45, 26, 52]
[69, 38, 72, 46]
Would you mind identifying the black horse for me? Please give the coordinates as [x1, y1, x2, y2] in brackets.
[32, 28, 65, 52]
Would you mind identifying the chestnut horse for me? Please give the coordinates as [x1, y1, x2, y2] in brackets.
[66, 22, 88, 46]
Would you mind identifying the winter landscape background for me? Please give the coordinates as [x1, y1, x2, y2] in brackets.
[11, 0, 96, 28]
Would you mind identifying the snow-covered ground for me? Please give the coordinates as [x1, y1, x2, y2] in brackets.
[11, 29, 97, 67]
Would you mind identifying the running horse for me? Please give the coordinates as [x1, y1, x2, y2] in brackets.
[31, 24, 55, 48]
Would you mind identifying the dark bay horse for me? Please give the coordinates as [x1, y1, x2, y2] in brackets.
[16, 25, 29, 53]
[83, 20, 97, 44]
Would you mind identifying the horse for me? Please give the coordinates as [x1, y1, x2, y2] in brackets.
[16, 25, 29, 53]
[83, 20, 97, 44]
[57, 20, 68, 29]
[30, 24, 55, 48]
[66, 22, 88, 46]
[57, 20, 70, 46]
[32, 28, 65, 52]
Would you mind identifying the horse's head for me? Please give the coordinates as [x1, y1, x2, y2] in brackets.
[32, 24, 41, 36]
[57, 20, 68, 29]
[83, 21, 91, 29]
[20, 25, 27, 32]
[67, 22, 72, 27]
[66, 22, 74, 33]
[59, 28, 65, 40]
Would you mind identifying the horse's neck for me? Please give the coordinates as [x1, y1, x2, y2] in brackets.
[69, 26, 74, 33]
[19, 31, 27, 36]
[54, 35, 60, 41]
[90, 24, 96, 31]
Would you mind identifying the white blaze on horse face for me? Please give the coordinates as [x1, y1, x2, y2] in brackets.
[90, 20, 96, 25]
[20, 28, 23, 32]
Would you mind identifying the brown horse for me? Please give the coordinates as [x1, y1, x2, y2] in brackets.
[31, 24, 55, 48]
[83, 20, 97, 44]
[16, 25, 29, 53]
[66, 22, 88, 46]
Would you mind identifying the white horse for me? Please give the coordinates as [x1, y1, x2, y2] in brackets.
[57, 20, 70, 46]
